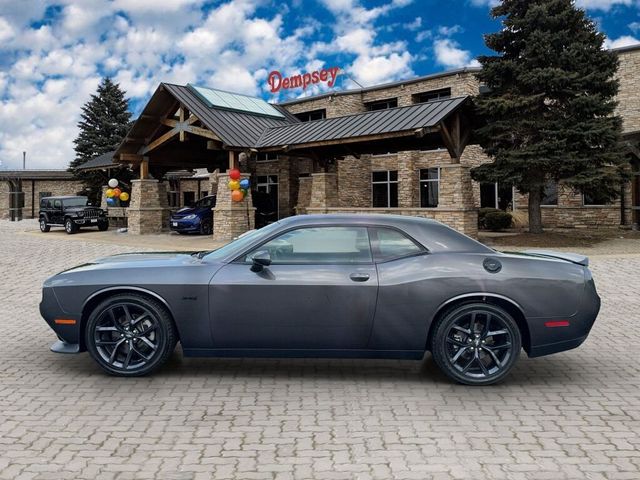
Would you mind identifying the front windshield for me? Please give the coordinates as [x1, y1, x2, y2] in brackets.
[204, 221, 283, 261]
[62, 197, 88, 207]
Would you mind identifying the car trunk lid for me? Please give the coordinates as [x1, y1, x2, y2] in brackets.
[519, 249, 589, 267]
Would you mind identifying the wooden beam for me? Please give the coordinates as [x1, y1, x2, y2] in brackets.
[184, 125, 221, 142]
[140, 158, 149, 179]
[161, 119, 178, 128]
[142, 128, 179, 155]
[228, 151, 239, 170]
[119, 153, 144, 163]
[187, 114, 198, 125]
[439, 121, 459, 162]
[178, 107, 186, 142]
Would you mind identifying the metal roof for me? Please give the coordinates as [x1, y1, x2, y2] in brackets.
[162, 84, 296, 148]
[0, 170, 76, 180]
[76, 151, 117, 171]
[257, 96, 468, 148]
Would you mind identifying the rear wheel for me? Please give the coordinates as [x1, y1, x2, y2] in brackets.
[431, 303, 521, 386]
[85, 293, 177, 376]
[64, 217, 78, 234]
[39, 218, 50, 232]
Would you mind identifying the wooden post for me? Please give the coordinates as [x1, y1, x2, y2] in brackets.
[228, 151, 239, 170]
[140, 158, 149, 179]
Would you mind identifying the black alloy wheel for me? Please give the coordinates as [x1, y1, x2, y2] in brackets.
[200, 219, 212, 235]
[85, 294, 177, 376]
[39, 218, 50, 232]
[64, 218, 77, 234]
[431, 303, 521, 386]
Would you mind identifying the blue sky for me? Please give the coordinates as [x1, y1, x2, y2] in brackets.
[0, 0, 639, 169]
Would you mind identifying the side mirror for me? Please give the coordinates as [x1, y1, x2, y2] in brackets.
[250, 250, 272, 272]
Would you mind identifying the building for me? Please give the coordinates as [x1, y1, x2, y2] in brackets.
[101, 44, 640, 238]
[0, 170, 84, 220]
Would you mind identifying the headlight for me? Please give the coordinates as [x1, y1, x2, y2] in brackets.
[183, 214, 197, 220]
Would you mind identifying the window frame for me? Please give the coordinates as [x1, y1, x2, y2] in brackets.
[412, 88, 452, 104]
[582, 192, 609, 207]
[371, 170, 399, 208]
[236, 225, 374, 266]
[256, 152, 279, 162]
[541, 181, 558, 207]
[365, 98, 398, 111]
[293, 109, 326, 122]
[369, 226, 428, 263]
[419, 167, 440, 208]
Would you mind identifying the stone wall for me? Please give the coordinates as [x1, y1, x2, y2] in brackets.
[212, 172, 255, 241]
[282, 69, 481, 118]
[127, 179, 170, 235]
[616, 47, 640, 134]
[0, 179, 84, 220]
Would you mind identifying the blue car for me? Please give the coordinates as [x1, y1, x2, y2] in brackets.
[169, 195, 216, 235]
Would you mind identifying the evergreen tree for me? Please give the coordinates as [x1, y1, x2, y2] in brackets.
[69, 78, 132, 203]
[471, 0, 626, 233]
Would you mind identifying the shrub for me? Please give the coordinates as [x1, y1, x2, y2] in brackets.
[478, 207, 500, 229]
[484, 211, 513, 231]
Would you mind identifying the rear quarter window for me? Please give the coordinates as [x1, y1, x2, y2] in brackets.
[371, 227, 425, 262]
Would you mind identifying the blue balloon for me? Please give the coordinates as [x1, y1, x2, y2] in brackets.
[239, 179, 250, 189]
[106, 197, 116, 206]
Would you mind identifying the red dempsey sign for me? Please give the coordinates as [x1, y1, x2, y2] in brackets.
[268, 67, 340, 93]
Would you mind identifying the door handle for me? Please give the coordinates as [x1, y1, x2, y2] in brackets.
[349, 273, 370, 282]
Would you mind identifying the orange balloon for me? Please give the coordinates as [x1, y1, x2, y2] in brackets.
[231, 190, 244, 202]
[112, 188, 122, 197]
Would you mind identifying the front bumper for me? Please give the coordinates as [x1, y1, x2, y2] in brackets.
[169, 218, 200, 232]
[40, 287, 83, 353]
[73, 217, 107, 225]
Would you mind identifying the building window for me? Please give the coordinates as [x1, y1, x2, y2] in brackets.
[541, 181, 558, 206]
[183, 191, 196, 206]
[257, 152, 279, 162]
[294, 109, 326, 122]
[372, 170, 398, 208]
[419, 168, 440, 208]
[412, 88, 451, 104]
[365, 98, 398, 111]
[583, 190, 609, 206]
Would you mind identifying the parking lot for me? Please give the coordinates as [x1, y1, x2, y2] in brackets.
[1, 220, 639, 480]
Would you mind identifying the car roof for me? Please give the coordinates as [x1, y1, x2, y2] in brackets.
[41, 195, 86, 200]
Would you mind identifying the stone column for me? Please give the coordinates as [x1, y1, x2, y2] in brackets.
[127, 179, 170, 235]
[398, 151, 418, 208]
[438, 164, 478, 237]
[295, 176, 313, 214]
[0, 181, 9, 220]
[212, 172, 256, 241]
[208, 169, 219, 197]
[309, 173, 338, 211]
[100, 186, 108, 209]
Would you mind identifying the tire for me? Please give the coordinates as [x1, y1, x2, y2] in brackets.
[98, 220, 109, 231]
[431, 303, 521, 386]
[64, 217, 78, 234]
[200, 219, 212, 235]
[85, 293, 178, 377]
[39, 218, 50, 232]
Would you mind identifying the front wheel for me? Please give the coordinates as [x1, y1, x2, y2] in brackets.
[64, 218, 78, 234]
[85, 293, 177, 376]
[98, 220, 109, 231]
[431, 303, 521, 386]
[200, 219, 212, 235]
[39, 218, 50, 232]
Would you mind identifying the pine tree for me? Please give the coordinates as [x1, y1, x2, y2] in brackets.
[69, 78, 132, 203]
[471, 0, 626, 233]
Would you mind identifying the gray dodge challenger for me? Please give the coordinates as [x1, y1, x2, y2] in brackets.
[40, 214, 600, 385]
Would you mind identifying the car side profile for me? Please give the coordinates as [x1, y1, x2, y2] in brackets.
[39, 214, 600, 385]
[39, 196, 108, 234]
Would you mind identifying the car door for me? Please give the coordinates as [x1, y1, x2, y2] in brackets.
[208, 225, 378, 350]
[52, 199, 63, 224]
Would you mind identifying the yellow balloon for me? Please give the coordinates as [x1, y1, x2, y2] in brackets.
[228, 180, 240, 191]
[119, 192, 129, 201]
[106, 188, 114, 198]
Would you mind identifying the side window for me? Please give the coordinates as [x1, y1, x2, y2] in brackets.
[246, 226, 372, 264]
[53, 200, 62, 209]
[40, 199, 47, 208]
[371, 227, 424, 262]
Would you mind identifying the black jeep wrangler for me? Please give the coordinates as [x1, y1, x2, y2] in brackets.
[39, 196, 109, 234]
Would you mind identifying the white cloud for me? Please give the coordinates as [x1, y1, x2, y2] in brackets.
[629, 21, 640, 33]
[576, 0, 634, 11]
[469, 0, 499, 7]
[604, 35, 640, 49]
[405, 17, 422, 31]
[433, 38, 479, 68]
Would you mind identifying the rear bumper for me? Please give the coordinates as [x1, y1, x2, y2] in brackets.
[527, 281, 600, 358]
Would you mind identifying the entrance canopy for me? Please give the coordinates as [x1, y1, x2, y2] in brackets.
[114, 83, 474, 175]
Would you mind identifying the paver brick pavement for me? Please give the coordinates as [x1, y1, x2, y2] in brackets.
[0, 220, 639, 479]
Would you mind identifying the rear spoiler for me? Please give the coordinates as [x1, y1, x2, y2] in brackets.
[521, 249, 589, 267]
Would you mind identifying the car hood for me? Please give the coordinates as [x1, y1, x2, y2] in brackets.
[54, 251, 202, 275]
[172, 206, 205, 217]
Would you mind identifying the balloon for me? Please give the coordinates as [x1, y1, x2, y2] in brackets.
[106, 188, 114, 198]
[119, 192, 129, 202]
[228, 168, 241, 180]
[112, 188, 122, 197]
[231, 190, 244, 202]
[228, 180, 240, 191]
[239, 179, 250, 189]
[108, 178, 118, 188]
[241, 188, 248, 197]
[106, 197, 116, 206]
